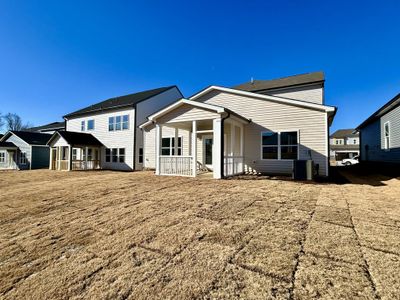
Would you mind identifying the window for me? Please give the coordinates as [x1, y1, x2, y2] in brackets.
[384, 122, 390, 149]
[19, 152, 27, 164]
[353, 139, 357, 144]
[81, 121, 85, 131]
[119, 148, 125, 163]
[72, 149, 77, 160]
[112, 148, 118, 162]
[87, 119, 95, 130]
[109, 115, 129, 131]
[161, 137, 183, 156]
[280, 131, 298, 160]
[262, 132, 278, 159]
[106, 148, 111, 162]
[261, 131, 298, 160]
[0, 152, 5, 163]
[139, 148, 143, 163]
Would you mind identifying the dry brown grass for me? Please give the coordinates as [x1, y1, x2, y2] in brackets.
[0, 169, 399, 299]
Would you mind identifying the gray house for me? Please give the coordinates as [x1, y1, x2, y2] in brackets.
[0, 131, 51, 170]
[357, 92, 400, 164]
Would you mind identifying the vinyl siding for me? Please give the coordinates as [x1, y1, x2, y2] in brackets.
[0, 150, 16, 169]
[381, 105, 400, 149]
[66, 107, 135, 171]
[157, 105, 220, 124]
[259, 84, 324, 105]
[5, 134, 32, 170]
[196, 90, 329, 176]
[31, 146, 50, 169]
[135, 87, 182, 170]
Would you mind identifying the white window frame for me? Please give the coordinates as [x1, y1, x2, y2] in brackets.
[19, 152, 27, 165]
[87, 119, 95, 131]
[108, 115, 129, 132]
[384, 121, 390, 150]
[260, 130, 299, 160]
[161, 136, 183, 156]
[105, 148, 125, 163]
[81, 120, 85, 131]
[260, 132, 279, 160]
[0, 151, 5, 163]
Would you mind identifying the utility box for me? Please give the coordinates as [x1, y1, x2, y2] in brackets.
[293, 160, 314, 180]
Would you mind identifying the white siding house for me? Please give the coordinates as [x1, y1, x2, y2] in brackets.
[141, 73, 336, 179]
[48, 86, 182, 171]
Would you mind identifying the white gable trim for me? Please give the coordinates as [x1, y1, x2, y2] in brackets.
[1, 131, 30, 146]
[190, 86, 336, 113]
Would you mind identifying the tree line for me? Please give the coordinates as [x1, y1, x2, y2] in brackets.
[0, 112, 33, 132]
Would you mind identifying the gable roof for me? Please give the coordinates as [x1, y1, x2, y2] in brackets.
[28, 121, 65, 132]
[0, 141, 18, 148]
[356, 92, 400, 130]
[64, 86, 180, 119]
[47, 131, 103, 147]
[330, 129, 358, 139]
[2, 131, 51, 145]
[233, 71, 324, 92]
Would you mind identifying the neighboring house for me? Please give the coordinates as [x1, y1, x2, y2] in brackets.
[0, 131, 51, 170]
[29, 121, 65, 134]
[329, 129, 359, 161]
[140, 72, 336, 179]
[356, 92, 400, 164]
[47, 86, 183, 171]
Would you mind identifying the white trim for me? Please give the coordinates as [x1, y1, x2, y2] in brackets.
[325, 114, 329, 176]
[383, 121, 390, 150]
[190, 86, 336, 112]
[202, 134, 213, 169]
[260, 130, 300, 161]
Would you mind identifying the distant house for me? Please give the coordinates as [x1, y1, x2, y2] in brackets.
[0, 131, 51, 170]
[356, 92, 400, 164]
[29, 121, 65, 134]
[329, 129, 359, 161]
[47, 86, 183, 171]
[140, 72, 336, 178]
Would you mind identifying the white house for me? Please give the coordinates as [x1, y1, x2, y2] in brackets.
[329, 129, 360, 162]
[47, 86, 183, 171]
[140, 72, 337, 178]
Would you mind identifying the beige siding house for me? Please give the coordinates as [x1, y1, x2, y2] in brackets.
[141, 72, 336, 178]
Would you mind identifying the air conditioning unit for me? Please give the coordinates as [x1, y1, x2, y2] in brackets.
[293, 160, 314, 181]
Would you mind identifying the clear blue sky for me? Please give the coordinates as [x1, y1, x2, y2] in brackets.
[1, 0, 399, 133]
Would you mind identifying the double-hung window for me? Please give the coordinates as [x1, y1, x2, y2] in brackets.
[261, 131, 298, 160]
[139, 148, 143, 163]
[261, 132, 278, 159]
[109, 115, 129, 131]
[81, 121, 85, 131]
[105, 148, 125, 163]
[161, 137, 182, 155]
[0, 152, 5, 163]
[384, 121, 390, 149]
[19, 152, 27, 164]
[87, 119, 95, 130]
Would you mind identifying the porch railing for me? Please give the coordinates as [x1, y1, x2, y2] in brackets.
[224, 156, 244, 177]
[159, 156, 193, 176]
[71, 160, 101, 171]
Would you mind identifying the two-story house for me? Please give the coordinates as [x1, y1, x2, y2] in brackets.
[47, 86, 183, 171]
[329, 129, 360, 162]
[140, 72, 336, 178]
[356, 92, 400, 164]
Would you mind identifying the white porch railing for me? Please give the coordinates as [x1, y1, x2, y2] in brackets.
[159, 156, 193, 176]
[224, 156, 244, 177]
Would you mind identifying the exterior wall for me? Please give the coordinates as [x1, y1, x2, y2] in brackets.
[196, 90, 329, 176]
[143, 125, 191, 169]
[66, 107, 135, 171]
[135, 87, 182, 170]
[5, 134, 32, 170]
[346, 137, 359, 145]
[360, 105, 400, 163]
[31, 146, 50, 169]
[0, 149, 17, 169]
[157, 106, 220, 124]
[259, 84, 324, 105]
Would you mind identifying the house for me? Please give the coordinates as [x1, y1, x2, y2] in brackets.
[140, 72, 337, 179]
[329, 129, 359, 162]
[47, 86, 183, 171]
[356, 92, 400, 164]
[29, 121, 65, 134]
[0, 131, 51, 170]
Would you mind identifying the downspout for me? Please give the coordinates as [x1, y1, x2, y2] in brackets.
[221, 112, 230, 179]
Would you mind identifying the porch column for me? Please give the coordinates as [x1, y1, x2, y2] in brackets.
[174, 128, 178, 155]
[57, 147, 61, 171]
[230, 123, 235, 156]
[213, 118, 222, 179]
[240, 124, 244, 156]
[85, 147, 88, 171]
[155, 124, 162, 175]
[68, 146, 72, 171]
[192, 120, 197, 177]
[49, 147, 53, 170]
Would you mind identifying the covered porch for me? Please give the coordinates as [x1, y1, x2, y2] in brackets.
[47, 131, 103, 171]
[0, 142, 18, 170]
[142, 99, 249, 178]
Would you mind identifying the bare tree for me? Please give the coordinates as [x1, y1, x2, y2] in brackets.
[3, 113, 32, 131]
[0, 112, 4, 132]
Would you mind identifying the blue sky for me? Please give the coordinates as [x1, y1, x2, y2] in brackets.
[0, 0, 399, 133]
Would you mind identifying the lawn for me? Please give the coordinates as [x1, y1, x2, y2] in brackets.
[0, 170, 399, 299]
